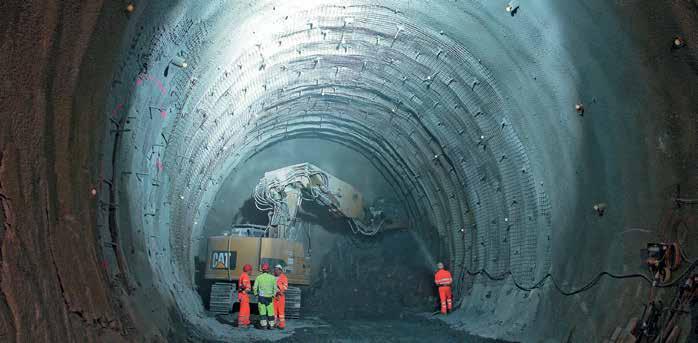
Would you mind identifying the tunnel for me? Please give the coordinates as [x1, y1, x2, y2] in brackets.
[1, 0, 698, 342]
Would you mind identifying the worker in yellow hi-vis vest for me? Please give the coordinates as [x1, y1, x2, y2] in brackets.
[253, 262, 278, 330]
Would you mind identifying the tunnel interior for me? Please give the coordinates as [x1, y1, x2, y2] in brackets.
[106, 2, 555, 340]
[2, 0, 698, 342]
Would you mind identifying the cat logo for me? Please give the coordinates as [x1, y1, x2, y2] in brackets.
[210, 251, 237, 270]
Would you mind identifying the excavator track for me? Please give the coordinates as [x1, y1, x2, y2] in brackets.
[285, 287, 302, 319]
[209, 282, 235, 314]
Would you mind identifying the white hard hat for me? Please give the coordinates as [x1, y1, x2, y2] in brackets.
[274, 264, 283, 270]
[436, 262, 444, 269]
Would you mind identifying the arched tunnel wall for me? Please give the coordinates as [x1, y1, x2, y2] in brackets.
[1, 0, 697, 342]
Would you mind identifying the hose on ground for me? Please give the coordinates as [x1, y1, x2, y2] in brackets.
[445, 258, 698, 313]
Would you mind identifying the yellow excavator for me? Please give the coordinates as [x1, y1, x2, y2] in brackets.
[204, 163, 404, 317]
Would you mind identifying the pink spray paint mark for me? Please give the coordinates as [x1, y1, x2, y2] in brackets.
[154, 79, 167, 95]
[135, 74, 167, 94]
[101, 260, 109, 270]
[156, 159, 164, 173]
[111, 103, 124, 118]
[160, 110, 167, 119]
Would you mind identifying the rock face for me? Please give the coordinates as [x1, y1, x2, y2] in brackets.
[0, 1, 138, 341]
[303, 231, 437, 320]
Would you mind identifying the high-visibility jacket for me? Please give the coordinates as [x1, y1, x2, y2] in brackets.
[435, 269, 453, 286]
[237, 271, 252, 326]
[239, 272, 251, 292]
[276, 273, 288, 296]
[253, 272, 278, 298]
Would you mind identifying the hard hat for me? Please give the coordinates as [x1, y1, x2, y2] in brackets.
[274, 264, 283, 270]
[436, 262, 444, 269]
[242, 264, 252, 272]
[261, 262, 270, 271]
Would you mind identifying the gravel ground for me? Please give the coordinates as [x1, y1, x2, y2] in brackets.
[257, 314, 514, 343]
[210, 312, 514, 342]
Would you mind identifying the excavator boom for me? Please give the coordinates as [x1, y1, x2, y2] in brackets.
[253, 163, 396, 238]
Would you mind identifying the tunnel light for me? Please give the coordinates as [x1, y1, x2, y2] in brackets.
[126, 3, 135, 13]
[505, 2, 519, 16]
[171, 56, 188, 68]
[575, 103, 585, 115]
[180, 195, 185, 200]
[90, 188, 97, 197]
[593, 203, 607, 217]
[673, 37, 686, 49]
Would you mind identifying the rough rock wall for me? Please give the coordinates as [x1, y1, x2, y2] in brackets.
[303, 230, 436, 319]
[0, 1, 137, 341]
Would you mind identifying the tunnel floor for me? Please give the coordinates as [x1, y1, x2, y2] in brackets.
[272, 316, 513, 343]
[211, 313, 512, 343]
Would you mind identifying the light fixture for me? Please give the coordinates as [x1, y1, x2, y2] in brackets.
[673, 36, 686, 49]
[575, 103, 585, 115]
[171, 56, 188, 68]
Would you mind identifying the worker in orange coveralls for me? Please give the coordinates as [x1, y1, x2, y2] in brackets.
[273, 264, 288, 329]
[237, 264, 253, 328]
[434, 262, 453, 314]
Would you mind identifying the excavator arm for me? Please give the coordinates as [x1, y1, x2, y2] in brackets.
[253, 163, 395, 239]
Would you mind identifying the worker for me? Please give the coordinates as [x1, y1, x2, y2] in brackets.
[253, 262, 278, 329]
[434, 262, 453, 314]
[273, 264, 288, 329]
[237, 264, 253, 328]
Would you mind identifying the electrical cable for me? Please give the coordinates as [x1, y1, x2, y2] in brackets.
[449, 258, 698, 312]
